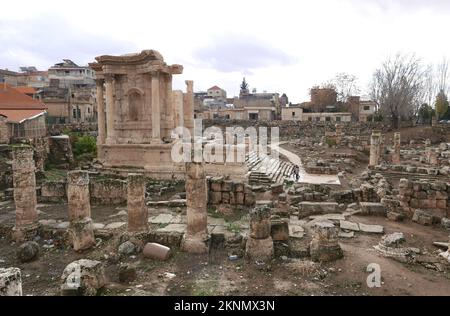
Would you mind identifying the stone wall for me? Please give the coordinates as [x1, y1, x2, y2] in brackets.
[38, 176, 127, 205]
[399, 179, 450, 220]
[89, 178, 127, 205]
[48, 123, 98, 136]
[48, 136, 74, 168]
[207, 177, 255, 206]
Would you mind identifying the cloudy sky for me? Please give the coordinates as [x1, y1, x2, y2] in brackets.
[1, 0, 449, 102]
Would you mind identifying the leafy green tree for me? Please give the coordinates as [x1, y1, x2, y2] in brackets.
[435, 90, 449, 120]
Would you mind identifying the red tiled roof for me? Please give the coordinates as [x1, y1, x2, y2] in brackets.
[0, 84, 46, 123]
[208, 85, 222, 91]
[14, 86, 38, 95]
[0, 109, 45, 123]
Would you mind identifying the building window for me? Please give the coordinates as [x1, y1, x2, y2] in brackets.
[316, 117, 320, 122]
[292, 112, 295, 117]
[364, 105, 370, 111]
[325, 117, 331, 122]
[336, 116, 341, 122]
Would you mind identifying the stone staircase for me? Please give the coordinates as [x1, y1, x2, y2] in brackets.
[246, 151, 295, 184]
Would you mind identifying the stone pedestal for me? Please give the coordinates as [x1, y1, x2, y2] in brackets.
[11, 146, 38, 242]
[245, 206, 274, 262]
[310, 221, 343, 262]
[182, 162, 209, 254]
[426, 148, 438, 165]
[369, 131, 381, 167]
[67, 171, 95, 251]
[127, 173, 148, 232]
[0, 268, 22, 296]
[392, 132, 401, 164]
[335, 124, 343, 145]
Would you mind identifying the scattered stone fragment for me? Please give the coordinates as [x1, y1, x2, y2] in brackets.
[118, 264, 136, 284]
[17, 241, 39, 263]
[118, 241, 138, 256]
[339, 220, 360, 232]
[61, 259, 106, 296]
[358, 223, 384, 234]
[0, 267, 22, 296]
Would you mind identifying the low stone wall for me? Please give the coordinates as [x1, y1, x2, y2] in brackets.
[305, 162, 338, 175]
[399, 179, 450, 220]
[38, 177, 127, 205]
[48, 123, 98, 136]
[207, 177, 255, 206]
[89, 178, 127, 205]
[40, 181, 66, 203]
[374, 164, 447, 176]
[48, 136, 74, 168]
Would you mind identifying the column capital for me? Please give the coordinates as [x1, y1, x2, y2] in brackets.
[104, 73, 115, 83]
[95, 78, 104, 86]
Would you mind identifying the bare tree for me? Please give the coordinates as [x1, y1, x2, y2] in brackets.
[370, 53, 427, 128]
[329, 73, 360, 102]
[436, 57, 449, 95]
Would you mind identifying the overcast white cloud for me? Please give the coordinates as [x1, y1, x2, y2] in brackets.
[0, 0, 449, 102]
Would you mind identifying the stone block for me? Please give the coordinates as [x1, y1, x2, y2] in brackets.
[0, 268, 22, 296]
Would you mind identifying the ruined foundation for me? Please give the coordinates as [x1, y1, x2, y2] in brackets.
[67, 171, 95, 251]
[11, 146, 39, 242]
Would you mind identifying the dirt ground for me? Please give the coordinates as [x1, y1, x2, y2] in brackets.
[1, 200, 449, 296]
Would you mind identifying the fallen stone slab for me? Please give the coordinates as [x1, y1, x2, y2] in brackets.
[104, 222, 126, 230]
[309, 213, 348, 221]
[156, 223, 187, 233]
[433, 242, 450, 250]
[359, 223, 384, 234]
[339, 220, 360, 232]
[148, 214, 174, 224]
[299, 202, 339, 218]
[0, 267, 22, 296]
[360, 202, 386, 216]
[338, 231, 355, 238]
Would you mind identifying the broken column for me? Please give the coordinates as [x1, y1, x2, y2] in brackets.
[426, 148, 438, 165]
[11, 146, 39, 242]
[0, 267, 22, 296]
[392, 132, 401, 164]
[245, 205, 274, 262]
[127, 173, 148, 232]
[182, 161, 209, 254]
[310, 221, 343, 262]
[369, 130, 381, 167]
[67, 171, 95, 251]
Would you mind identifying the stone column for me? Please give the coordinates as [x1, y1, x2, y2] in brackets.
[11, 146, 39, 241]
[369, 131, 381, 167]
[127, 173, 148, 232]
[172, 90, 184, 128]
[392, 132, 401, 164]
[245, 206, 274, 262]
[151, 72, 161, 143]
[183, 80, 194, 135]
[427, 148, 438, 165]
[105, 74, 115, 145]
[310, 221, 343, 262]
[182, 161, 208, 254]
[67, 171, 95, 251]
[96, 79, 106, 145]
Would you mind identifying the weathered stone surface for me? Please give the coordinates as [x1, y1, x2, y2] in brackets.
[359, 223, 384, 234]
[249, 206, 271, 239]
[61, 259, 106, 296]
[339, 220, 360, 231]
[245, 236, 274, 262]
[359, 202, 386, 216]
[11, 146, 38, 242]
[310, 221, 343, 262]
[127, 173, 148, 232]
[298, 202, 338, 218]
[143, 243, 171, 261]
[67, 171, 91, 221]
[17, 241, 39, 263]
[69, 217, 96, 252]
[118, 241, 138, 256]
[289, 225, 305, 239]
[412, 209, 433, 226]
[380, 232, 405, 247]
[441, 217, 450, 230]
[118, 264, 136, 284]
[270, 218, 289, 241]
[182, 162, 208, 254]
[0, 267, 22, 296]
